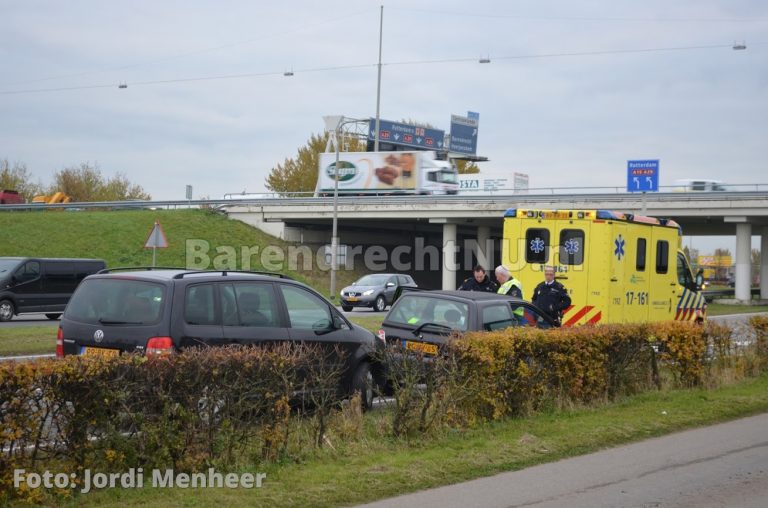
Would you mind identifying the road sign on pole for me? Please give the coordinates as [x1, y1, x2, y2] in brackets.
[449, 114, 479, 155]
[627, 160, 660, 192]
[144, 220, 169, 267]
[367, 118, 445, 150]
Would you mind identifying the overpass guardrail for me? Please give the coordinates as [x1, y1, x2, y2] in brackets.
[2, 188, 768, 212]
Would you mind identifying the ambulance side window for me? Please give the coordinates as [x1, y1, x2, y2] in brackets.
[559, 229, 584, 265]
[525, 228, 550, 263]
[656, 240, 669, 274]
[636, 238, 647, 271]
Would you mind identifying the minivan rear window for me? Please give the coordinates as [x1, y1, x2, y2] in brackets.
[65, 278, 165, 325]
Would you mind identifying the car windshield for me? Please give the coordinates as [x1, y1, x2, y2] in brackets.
[0, 259, 20, 274]
[65, 278, 165, 325]
[355, 274, 390, 286]
[387, 294, 469, 331]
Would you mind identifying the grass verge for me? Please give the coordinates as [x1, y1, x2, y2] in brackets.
[707, 303, 768, 316]
[67, 374, 768, 508]
[0, 326, 57, 356]
[0, 209, 365, 300]
[346, 313, 383, 333]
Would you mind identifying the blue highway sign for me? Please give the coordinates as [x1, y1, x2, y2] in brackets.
[627, 160, 659, 192]
[368, 118, 444, 150]
[449, 114, 479, 155]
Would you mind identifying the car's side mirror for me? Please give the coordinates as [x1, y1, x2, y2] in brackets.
[312, 318, 334, 333]
[695, 274, 704, 289]
[386, 282, 396, 288]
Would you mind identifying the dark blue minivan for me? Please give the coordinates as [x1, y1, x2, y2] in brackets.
[0, 257, 106, 321]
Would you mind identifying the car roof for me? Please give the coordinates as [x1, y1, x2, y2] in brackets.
[0, 257, 104, 262]
[398, 290, 526, 304]
[88, 269, 291, 283]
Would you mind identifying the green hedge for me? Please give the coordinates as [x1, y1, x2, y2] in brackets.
[3, 317, 768, 502]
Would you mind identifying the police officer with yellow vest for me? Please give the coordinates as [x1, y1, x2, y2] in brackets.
[495, 265, 523, 298]
[495, 265, 526, 323]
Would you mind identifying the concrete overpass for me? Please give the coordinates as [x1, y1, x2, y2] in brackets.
[224, 191, 768, 301]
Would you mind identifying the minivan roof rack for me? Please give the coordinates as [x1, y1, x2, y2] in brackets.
[171, 270, 293, 280]
[97, 266, 187, 274]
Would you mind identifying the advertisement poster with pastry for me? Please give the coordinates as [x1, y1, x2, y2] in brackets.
[373, 153, 416, 190]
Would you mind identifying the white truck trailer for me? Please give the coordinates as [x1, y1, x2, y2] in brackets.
[316, 151, 458, 196]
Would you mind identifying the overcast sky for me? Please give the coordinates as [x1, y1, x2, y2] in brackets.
[2, 1, 767, 253]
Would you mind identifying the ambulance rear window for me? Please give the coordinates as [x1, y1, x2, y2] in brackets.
[656, 240, 669, 274]
[637, 238, 647, 271]
[525, 228, 550, 263]
[559, 229, 584, 265]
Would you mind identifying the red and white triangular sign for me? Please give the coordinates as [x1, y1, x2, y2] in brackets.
[144, 220, 169, 249]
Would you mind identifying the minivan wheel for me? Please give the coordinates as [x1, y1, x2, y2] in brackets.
[0, 300, 14, 322]
[351, 362, 374, 411]
[373, 295, 386, 312]
[45, 313, 62, 320]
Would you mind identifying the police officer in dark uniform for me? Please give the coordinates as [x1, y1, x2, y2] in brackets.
[532, 265, 571, 325]
[458, 265, 498, 292]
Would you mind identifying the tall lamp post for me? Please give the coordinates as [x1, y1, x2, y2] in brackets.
[323, 115, 361, 300]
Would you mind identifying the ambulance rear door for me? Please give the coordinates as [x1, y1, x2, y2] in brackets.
[626, 229, 652, 322]
[553, 219, 595, 325]
[651, 228, 677, 322]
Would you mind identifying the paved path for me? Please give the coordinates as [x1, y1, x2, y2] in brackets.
[358, 413, 768, 508]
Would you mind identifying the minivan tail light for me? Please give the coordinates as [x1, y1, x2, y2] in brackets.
[146, 336, 174, 356]
[56, 327, 64, 357]
[377, 329, 386, 343]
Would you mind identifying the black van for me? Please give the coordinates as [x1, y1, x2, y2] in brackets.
[0, 257, 107, 322]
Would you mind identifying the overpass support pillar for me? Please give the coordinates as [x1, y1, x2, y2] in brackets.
[442, 223, 458, 290]
[735, 222, 752, 302]
[761, 228, 768, 300]
[476, 226, 491, 269]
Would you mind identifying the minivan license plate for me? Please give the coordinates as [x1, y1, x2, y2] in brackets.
[83, 347, 119, 358]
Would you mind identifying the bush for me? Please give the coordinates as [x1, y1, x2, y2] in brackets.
[0, 344, 332, 502]
[454, 324, 657, 420]
[749, 315, 768, 364]
[3, 319, 765, 501]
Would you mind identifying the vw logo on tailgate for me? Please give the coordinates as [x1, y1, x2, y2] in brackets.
[93, 329, 105, 343]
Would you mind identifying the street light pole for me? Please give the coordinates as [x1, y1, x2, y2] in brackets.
[324, 116, 363, 300]
[373, 5, 383, 151]
[330, 123, 341, 301]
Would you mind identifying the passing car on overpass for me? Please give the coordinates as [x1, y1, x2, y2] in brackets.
[378, 290, 557, 356]
[340, 273, 417, 312]
[58, 268, 383, 409]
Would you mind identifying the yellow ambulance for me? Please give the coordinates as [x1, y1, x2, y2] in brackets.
[501, 209, 706, 325]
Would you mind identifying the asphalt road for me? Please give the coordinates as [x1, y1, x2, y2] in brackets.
[708, 312, 767, 329]
[0, 312, 59, 328]
[358, 413, 768, 508]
